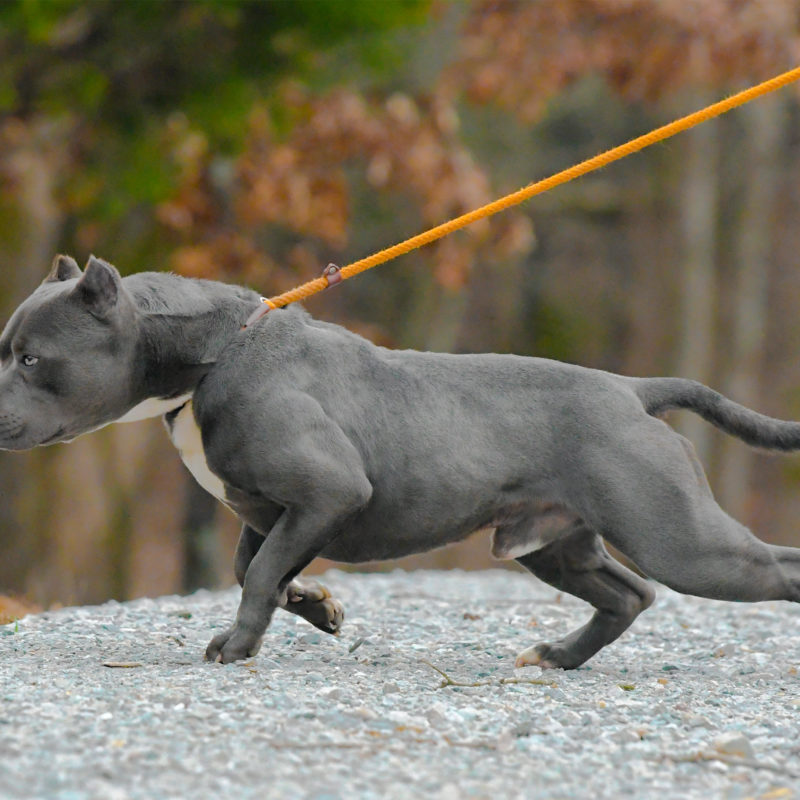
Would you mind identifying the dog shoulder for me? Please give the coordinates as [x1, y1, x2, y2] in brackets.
[190, 309, 356, 422]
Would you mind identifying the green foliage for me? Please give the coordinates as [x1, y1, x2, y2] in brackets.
[527, 301, 586, 364]
[0, 0, 430, 264]
[0, 0, 429, 129]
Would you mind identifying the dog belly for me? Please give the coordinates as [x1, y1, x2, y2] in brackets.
[317, 484, 574, 564]
[318, 527, 479, 563]
[318, 508, 502, 563]
[166, 400, 228, 504]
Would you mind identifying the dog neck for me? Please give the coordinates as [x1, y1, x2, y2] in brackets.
[120, 273, 264, 420]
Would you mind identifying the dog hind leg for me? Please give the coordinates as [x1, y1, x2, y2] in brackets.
[515, 523, 655, 670]
[582, 428, 800, 605]
[604, 500, 800, 604]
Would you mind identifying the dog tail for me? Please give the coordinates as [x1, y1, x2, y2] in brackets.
[632, 377, 800, 451]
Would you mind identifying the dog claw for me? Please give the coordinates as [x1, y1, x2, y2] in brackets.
[205, 626, 264, 664]
[283, 579, 344, 635]
[515, 646, 542, 669]
[515, 644, 563, 670]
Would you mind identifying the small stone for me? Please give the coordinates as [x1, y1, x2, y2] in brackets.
[426, 703, 449, 726]
[610, 728, 641, 743]
[496, 731, 514, 752]
[511, 721, 538, 738]
[351, 706, 377, 720]
[714, 732, 754, 759]
[683, 713, 712, 728]
[436, 784, 461, 800]
[386, 710, 427, 729]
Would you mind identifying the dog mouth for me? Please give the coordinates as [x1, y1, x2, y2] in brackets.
[0, 423, 72, 450]
[0, 414, 26, 447]
[40, 427, 67, 445]
[0, 414, 73, 449]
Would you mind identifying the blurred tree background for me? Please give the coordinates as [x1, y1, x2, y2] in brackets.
[2, 0, 800, 609]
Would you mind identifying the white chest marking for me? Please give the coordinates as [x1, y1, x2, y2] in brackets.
[117, 393, 194, 423]
[167, 399, 228, 504]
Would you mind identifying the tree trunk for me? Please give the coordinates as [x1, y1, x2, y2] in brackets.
[673, 91, 720, 465]
[717, 94, 783, 518]
[181, 478, 222, 592]
[0, 122, 66, 597]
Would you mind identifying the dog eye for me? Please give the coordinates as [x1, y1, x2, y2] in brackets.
[20, 355, 39, 367]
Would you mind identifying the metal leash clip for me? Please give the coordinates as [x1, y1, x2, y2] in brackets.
[322, 263, 343, 287]
[242, 296, 276, 330]
[243, 264, 342, 330]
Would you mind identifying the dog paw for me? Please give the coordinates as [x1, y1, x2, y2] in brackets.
[285, 579, 344, 635]
[205, 624, 264, 664]
[515, 642, 577, 671]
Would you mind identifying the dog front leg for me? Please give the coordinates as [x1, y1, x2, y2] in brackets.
[201, 389, 372, 663]
[207, 485, 370, 664]
[234, 524, 344, 635]
[233, 524, 264, 587]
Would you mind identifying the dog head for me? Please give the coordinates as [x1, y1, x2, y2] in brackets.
[0, 255, 138, 450]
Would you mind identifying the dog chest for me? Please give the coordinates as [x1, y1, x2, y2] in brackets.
[165, 400, 228, 504]
[118, 393, 193, 423]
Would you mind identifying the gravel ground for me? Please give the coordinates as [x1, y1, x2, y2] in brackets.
[1, 569, 799, 800]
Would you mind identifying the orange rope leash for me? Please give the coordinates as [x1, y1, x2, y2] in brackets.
[246, 64, 800, 327]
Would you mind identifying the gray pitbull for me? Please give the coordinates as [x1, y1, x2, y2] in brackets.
[2, 255, 800, 668]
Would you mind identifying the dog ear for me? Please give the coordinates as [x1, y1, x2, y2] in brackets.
[73, 256, 121, 319]
[45, 254, 82, 283]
